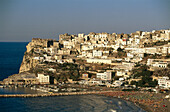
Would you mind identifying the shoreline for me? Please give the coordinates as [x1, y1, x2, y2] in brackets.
[0, 90, 169, 112]
[0, 91, 154, 112]
[97, 91, 150, 112]
[118, 96, 152, 112]
[98, 91, 169, 112]
[115, 97, 149, 112]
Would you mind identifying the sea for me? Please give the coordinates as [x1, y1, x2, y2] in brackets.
[0, 42, 145, 112]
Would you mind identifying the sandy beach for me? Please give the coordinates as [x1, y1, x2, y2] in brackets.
[99, 91, 169, 112]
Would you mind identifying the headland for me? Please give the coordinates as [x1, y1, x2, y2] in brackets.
[0, 29, 170, 112]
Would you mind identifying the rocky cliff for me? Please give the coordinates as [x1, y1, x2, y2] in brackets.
[19, 53, 40, 73]
[19, 38, 54, 73]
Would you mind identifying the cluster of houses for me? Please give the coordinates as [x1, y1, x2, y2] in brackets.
[28, 29, 169, 66]
[27, 29, 170, 64]
[3, 29, 170, 89]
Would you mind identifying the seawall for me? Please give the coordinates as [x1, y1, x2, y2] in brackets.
[0, 91, 113, 98]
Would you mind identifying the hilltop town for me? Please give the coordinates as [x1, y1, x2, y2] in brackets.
[1, 29, 170, 90]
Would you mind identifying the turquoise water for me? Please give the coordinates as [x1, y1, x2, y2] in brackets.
[0, 42, 145, 112]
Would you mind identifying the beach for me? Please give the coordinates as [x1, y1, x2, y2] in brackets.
[99, 91, 169, 112]
[0, 89, 169, 112]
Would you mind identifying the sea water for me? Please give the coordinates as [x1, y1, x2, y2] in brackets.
[0, 42, 28, 81]
[0, 95, 145, 112]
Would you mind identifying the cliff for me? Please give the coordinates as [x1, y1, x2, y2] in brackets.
[19, 38, 54, 73]
[19, 53, 40, 73]
[19, 54, 31, 73]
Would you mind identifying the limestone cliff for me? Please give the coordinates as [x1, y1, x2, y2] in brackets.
[19, 54, 31, 73]
[19, 38, 54, 73]
[19, 53, 39, 73]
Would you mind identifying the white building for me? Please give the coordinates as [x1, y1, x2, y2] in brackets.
[37, 74, 50, 84]
[96, 72, 112, 81]
[89, 78, 102, 85]
[158, 77, 170, 89]
[78, 33, 84, 38]
[93, 50, 102, 57]
[49, 68, 56, 73]
[145, 48, 157, 54]
[33, 57, 44, 60]
[63, 41, 73, 49]
[127, 53, 134, 58]
[152, 62, 168, 68]
[82, 52, 93, 58]
[112, 80, 123, 87]
[147, 59, 169, 68]
[86, 58, 112, 64]
[135, 38, 140, 45]
[125, 47, 145, 54]
[116, 70, 127, 77]
[81, 45, 94, 51]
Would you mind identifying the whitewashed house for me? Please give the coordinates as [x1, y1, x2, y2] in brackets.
[37, 74, 50, 84]
[158, 77, 170, 89]
[96, 72, 112, 81]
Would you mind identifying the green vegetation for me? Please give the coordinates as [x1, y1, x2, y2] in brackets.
[144, 40, 169, 47]
[153, 68, 170, 78]
[113, 76, 122, 80]
[131, 65, 158, 87]
[54, 63, 81, 82]
[134, 63, 141, 67]
[144, 53, 162, 59]
[116, 47, 126, 58]
[117, 47, 124, 52]
[32, 62, 82, 82]
[59, 63, 78, 70]
[168, 64, 170, 68]
[34, 68, 44, 75]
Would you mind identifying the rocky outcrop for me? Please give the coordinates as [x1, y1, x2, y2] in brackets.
[19, 38, 54, 73]
[2, 72, 38, 85]
[19, 54, 39, 73]
[19, 54, 31, 73]
[26, 38, 54, 53]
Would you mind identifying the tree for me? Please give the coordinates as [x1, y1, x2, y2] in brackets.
[114, 76, 121, 80]
[117, 47, 124, 52]
[137, 80, 144, 87]
[132, 65, 157, 87]
[144, 53, 148, 57]
[131, 81, 137, 85]
[168, 64, 170, 68]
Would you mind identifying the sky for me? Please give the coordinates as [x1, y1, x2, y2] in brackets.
[0, 0, 170, 42]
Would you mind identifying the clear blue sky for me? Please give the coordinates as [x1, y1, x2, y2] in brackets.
[0, 0, 170, 42]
